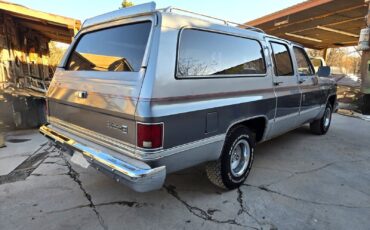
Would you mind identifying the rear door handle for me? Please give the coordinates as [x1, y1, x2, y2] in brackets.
[76, 91, 88, 99]
[273, 81, 283, 86]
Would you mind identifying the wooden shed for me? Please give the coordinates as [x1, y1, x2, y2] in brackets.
[0, 0, 80, 94]
[0, 1, 80, 128]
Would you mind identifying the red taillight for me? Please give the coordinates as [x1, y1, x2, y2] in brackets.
[137, 123, 163, 149]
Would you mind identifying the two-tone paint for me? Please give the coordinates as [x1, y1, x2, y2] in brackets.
[41, 3, 337, 192]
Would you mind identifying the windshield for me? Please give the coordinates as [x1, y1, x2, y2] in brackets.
[67, 21, 151, 72]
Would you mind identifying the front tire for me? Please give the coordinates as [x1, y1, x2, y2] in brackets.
[310, 103, 333, 135]
[206, 125, 255, 190]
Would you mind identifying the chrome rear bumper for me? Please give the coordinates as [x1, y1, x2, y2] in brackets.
[40, 125, 166, 192]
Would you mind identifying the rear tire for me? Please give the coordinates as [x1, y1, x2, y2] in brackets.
[310, 103, 332, 135]
[206, 125, 255, 190]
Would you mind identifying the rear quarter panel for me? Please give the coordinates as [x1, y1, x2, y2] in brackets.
[136, 14, 276, 149]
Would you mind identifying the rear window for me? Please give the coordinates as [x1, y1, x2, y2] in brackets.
[177, 29, 266, 78]
[67, 21, 151, 72]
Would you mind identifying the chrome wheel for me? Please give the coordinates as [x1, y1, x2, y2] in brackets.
[230, 139, 250, 177]
[323, 107, 331, 129]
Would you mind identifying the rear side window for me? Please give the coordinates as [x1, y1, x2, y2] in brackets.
[270, 42, 294, 76]
[177, 29, 266, 78]
[293, 47, 314, 76]
[67, 21, 151, 72]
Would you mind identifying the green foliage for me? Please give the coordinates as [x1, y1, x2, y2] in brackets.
[121, 0, 134, 8]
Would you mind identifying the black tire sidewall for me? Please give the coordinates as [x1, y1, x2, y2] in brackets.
[321, 104, 333, 133]
[220, 126, 255, 189]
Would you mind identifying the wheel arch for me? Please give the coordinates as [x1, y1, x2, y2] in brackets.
[225, 115, 268, 144]
[327, 94, 337, 110]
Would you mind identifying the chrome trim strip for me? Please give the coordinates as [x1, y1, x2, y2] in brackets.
[299, 106, 321, 115]
[49, 86, 275, 102]
[47, 117, 226, 161]
[274, 112, 299, 122]
[49, 116, 137, 154]
[40, 125, 166, 192]
[136, 134, 226, 160]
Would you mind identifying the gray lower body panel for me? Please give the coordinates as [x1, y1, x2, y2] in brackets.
[40, 124, 225, 191]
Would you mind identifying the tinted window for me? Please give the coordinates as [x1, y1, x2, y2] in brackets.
[67, 22, 151, 72]
[294, 47, 314, 76]
[177, 29, 266, 77]
[270, 42, 294, 76]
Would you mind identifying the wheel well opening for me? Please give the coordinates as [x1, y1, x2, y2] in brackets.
[239, 117, 266, 143]
[328, 95, 337, 108]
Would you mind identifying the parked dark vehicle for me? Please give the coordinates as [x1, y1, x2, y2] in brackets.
[40, 2, 337, 192]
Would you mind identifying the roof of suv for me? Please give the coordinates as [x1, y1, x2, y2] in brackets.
[81, 2, 265, 38]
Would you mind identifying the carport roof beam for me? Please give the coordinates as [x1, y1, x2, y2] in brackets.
[316, 26, 360, 38]
[285, 33, 322, 43]
[244, 0, 367, 49]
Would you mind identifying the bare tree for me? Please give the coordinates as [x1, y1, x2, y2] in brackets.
[307, 48, 360, 75]
[177, 58, 217, 76]
[48, 41, 67, 67]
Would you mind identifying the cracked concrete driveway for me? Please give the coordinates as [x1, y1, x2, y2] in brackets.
[0, 114, 369, 230]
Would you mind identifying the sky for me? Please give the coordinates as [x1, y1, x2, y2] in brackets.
[8, 0, 305, 23]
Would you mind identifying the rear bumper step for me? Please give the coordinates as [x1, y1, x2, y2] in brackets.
[40, 125, 166, 192]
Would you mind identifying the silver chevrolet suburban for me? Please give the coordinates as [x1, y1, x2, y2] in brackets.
[40, 2, 337, 192]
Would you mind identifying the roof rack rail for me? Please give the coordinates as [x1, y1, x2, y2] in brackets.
[82, 2, 156, 29]
[160, 7, 265, 33]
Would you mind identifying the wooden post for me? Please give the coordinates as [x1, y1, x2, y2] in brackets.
[360, 0, 370, 114]
[323, 48, 328, 62]
[0, 132, 5, 148]
[360, 52, 370, 93]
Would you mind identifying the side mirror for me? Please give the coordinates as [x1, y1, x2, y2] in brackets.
[317, 66, 331, 77]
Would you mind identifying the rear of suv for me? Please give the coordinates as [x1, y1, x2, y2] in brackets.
[40, 2, 337, 192]
[41, 4, 167, 192]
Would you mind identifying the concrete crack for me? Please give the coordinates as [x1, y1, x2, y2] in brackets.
[293, 159, 365, 175]
[244, 184, 370, 209]
[237, 188, 279, 230]
[164, 184, 259, 229]
[45, 200, 146, 215]
[42, 161, 67, 167]
[254, 166, 293, 174]
[237, 188, 264, 225]
[206, 208, 220, 215]
[60, 153, 108, 230]
[44, 204, 90, 214]
[264, 158, 370, 187]
[31, 173, 69, 177]
[237, 188, 247, 215]
[96, 200, 146, 208]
